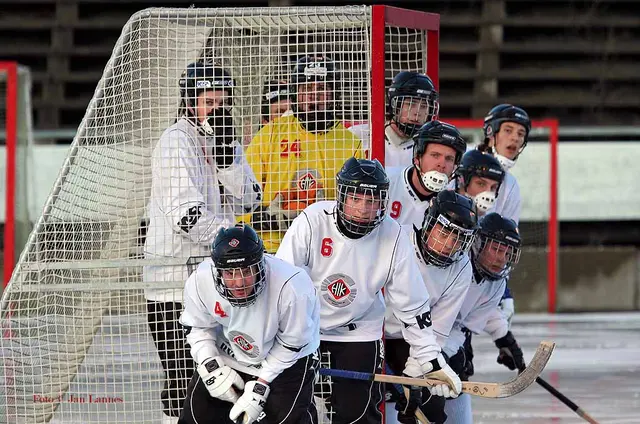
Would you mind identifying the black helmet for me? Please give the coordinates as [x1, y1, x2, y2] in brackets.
[211, 224, 266, 307]
[261, 79, 290, 122]
[483, 104, 531, 149]
[411, 121, 467, 193]
[179, 61, 234, 109]
[456, 150, 506, 213]
[413, 120, 467, 165]
[336, 157, 390, 238]
[290, 55, 339, 134]
[290, 55, 339, 88]
[472, 213, 521, 281]
[419, 190, 478, 267]
[387, 71, 439, 138]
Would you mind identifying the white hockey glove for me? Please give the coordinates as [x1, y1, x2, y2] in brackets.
[197, 356, 245, 403]
[404, 354, 462, 399]
[498, 297, 515, 327]
[229, 380, 270, 424]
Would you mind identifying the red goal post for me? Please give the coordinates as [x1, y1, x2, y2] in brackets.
[1, 61, 18, 287]
[448, 118, 559, 313]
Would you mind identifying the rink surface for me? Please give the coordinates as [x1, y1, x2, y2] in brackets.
[471, 312, 640, 423]
[42, 312, 639, 423]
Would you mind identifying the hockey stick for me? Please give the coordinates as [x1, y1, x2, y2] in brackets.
[520, 369, 599, 424]
[319, 340, 555, 399]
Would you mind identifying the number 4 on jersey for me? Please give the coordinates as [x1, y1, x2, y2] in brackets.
[214, 302, 228, 318]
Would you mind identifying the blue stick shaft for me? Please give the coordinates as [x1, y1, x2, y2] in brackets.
[319, 368, 375, 381]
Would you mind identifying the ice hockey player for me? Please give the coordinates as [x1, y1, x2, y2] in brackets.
[442, 213, 525, 424]
[261, 79, 291, 126]
[179, 224, 320, 424]
[350, 71, 440, 167]
[384, 190, 477, 424]
[453, 149, 506, 216]
[143, 61, 261, 423]
[476, 104, 531, 327]
[245, 55, 362, 252]
[385, 120, 467, 230]
[476, 104, 531, 224]
[276, 157, 461, 424]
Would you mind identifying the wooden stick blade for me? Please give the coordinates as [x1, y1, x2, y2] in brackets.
[458, 340, 556, 398]
[318, 340, 556, 399]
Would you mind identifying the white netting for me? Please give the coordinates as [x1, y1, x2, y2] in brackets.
[0, 7, 435, 423]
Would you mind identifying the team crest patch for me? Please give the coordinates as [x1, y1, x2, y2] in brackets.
[229, 238, 240, 247]
[321, 274, 357, 307]
[296, 171, 318, 191]
[228, 331, 260, 359]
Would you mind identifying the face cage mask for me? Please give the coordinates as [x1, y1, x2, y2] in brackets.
[472, 237, 521, 281]
[391, 95, 439, 138]
[213, 260, 267, 307]
[420, 214, 477, 268]
[337, 184, 389, 237]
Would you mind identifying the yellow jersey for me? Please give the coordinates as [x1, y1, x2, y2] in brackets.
[241, 113, 363, 252]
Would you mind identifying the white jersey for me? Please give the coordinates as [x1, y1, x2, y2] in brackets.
[276, 200, 441, 365]
[144, 117, 261, 302]
[180, 255, 320, 382]
[349, 123, 414, 168]
[491, 171, 521, 224]
[443, 267, 508, 357]
[385, 230, 472, 348]
[386, 165, 433, 233]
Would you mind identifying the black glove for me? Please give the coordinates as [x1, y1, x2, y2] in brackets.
[200, 107, 236, 168]
[462, 329, 474, 377]
[395, 381, 422, 424]
[448, 347, 472, 381]
[494, 331, 525, 371]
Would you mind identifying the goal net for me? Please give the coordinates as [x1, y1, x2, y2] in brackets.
[1, 63, 35, 287]
[0, 7, 438, 423]
[449, 119, 559, 313]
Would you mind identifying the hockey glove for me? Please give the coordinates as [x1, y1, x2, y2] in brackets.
[404, 354, 461, 399]
[200, 107, 236, 168]
[494, 331, 525, 371]
[395, 380, 422, 423]
[197, 356, 244, 403]
[251, 193, 299, 232]
[229, 380, 270, 424]
[447, 347, 472, 381]
[498, 297, 515, 327]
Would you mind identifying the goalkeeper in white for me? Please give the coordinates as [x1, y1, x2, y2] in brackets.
[179, 224, 320, 424]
